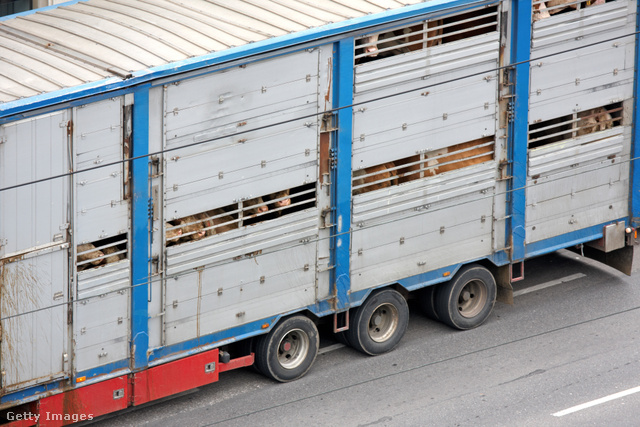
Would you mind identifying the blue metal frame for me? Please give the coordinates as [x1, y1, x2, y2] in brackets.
[508, 0, 532, 262]
[631, 8, 640, 228]
[0, 380, 65, 405]
[131, 86, 151, 370]
[147, 317, 280, 364]
[0, 0, 89, 21]
[332, 39, 355, 312]
[76, 360, 129, 383]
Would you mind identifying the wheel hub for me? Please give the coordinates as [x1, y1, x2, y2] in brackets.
[457, 279, 488, 318]
[368, 303, 399, 343]
[372, 314, 382, 327]
[277, 328, 310, 370]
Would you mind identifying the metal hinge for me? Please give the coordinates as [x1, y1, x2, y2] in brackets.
[507, 100, 515, 123]
[321, 207, 335, 228]
[148, 198, 154, 221]
[150, 156, 162, 177]
[321, 112, 337, 132]
[317, 264, 335, 273]
[329, 148, 337, 170]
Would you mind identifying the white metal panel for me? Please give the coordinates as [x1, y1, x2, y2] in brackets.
[74, 252, 130, 372]
[352, 77, 497, 169]
[525, 128, 631, 244]
[352, 198, 494, 292]
[166, 210, 317, 274]
[0, 111, 70, 258]
[527, 167, 627, 223]
[351, 163, 495, 291]
[528, 42, 634, 122]
[163, 49, 320, 144]
[74, 97, 129, 243]
[527, 158, 626, 206]
[354, 34, 500, 95]
[526, 184, 628, 244]
[531, 0, 635, 52]
[353, 166, 495, 223]
[163, 49, 321, 218]
[528, 131, 624, 177]
[74, 286, 129, 372]
[353, 26, 499, 169]
[349, 5, 500, 292]
[165, 135, 317, 218]
[0, 246, 69, 391]
[529, 0, 636, 123]
[77, 259, 130, 296]
[164, 244, 316, 345]
[157, 43, 325, 346]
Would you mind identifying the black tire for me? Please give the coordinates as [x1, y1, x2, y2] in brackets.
[434, 264, 496, 330]
[346, 289, 409, 356]
[418, 285, 440, 321]
[254, 315, 319, 382]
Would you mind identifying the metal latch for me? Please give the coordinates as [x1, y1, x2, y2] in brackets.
[321, 207, 335, 228]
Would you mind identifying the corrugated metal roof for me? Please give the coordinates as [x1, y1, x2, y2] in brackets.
[0, 0, 425, 106]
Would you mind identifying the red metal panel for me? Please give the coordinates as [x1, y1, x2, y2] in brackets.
[132, 349, 219, 406]
[36, 376, 128, 426]
[1, 350, 254, 425]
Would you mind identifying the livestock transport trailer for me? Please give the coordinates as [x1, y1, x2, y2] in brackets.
[0, 0, 638, 423]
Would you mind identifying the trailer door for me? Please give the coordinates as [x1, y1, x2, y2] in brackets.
[350, 3, 503, 291]
[154, 47, 331, 346]
[0, 111, 71, 391]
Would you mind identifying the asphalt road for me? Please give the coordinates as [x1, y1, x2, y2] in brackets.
[89, 248, 640, 427]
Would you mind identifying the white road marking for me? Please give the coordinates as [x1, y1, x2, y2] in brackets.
[553, 386, 640, 417]
[513, 273, 586, 297]
[318, 343, 345, 355]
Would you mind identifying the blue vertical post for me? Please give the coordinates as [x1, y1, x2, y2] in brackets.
[631, 8, 640, 228]
[509, 0, 532, 261]
[131, 86, 150, 369]
[332, 39, 354, 310]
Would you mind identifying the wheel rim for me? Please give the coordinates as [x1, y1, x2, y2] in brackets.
[277, 328, 310, 370]
[457, 279, 488, 318]
[368, 303, 399, 343]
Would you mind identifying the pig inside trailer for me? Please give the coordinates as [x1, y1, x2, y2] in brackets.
[0, 0, 638, 422]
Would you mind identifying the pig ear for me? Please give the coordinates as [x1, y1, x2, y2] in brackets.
[177, 229, 183, 235]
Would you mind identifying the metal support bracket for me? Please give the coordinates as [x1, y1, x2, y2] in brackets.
[333, 310, 349, 333]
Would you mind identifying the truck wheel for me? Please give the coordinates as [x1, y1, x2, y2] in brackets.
[347, 289, 409, 356]
[254, 315, 319, 382]
[434, 264, 496, 330]
[418, 285, 440, 320]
